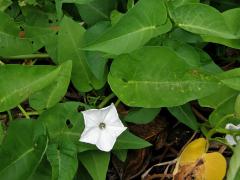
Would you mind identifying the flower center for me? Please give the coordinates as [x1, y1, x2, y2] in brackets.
[99, 122, 106, 130]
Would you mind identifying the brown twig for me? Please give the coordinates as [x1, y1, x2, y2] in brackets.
[192, 107, 208, 122]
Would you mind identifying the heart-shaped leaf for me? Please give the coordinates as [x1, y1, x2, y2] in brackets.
[108, 46, 222, 107]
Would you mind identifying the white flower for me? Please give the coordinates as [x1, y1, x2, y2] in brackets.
[79, 103, 127, 152]
[225, 123, 240, 145]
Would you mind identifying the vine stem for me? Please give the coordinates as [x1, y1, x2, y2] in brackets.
[98, 93, 115, 109]
[7, 111, 13, 121]
[1, 53, 49, 60]
[114, 99, 121, 107]
[207, 113, 235, 138]
[26, 111, 39, 116]
[17, 105, 30, 119]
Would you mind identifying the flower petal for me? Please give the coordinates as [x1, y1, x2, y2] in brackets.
[225, 134, 237, 145]
[82, 108, 108, 127]
[225, 123, 240, 130]
[225, 123, 240, 145]
[107, 126, 127, 137]
[103, 103, 121, 125]
[96, 129, 116, 152]
[79, 127, 101, 145]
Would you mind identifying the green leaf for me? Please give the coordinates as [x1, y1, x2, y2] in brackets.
[0, 12, 37, 56]
[114, 131, 151, 149]
[47, 140, 78, 180]
[209, 95, 237, 127]
[227, 143, 240, 180]
[78, 151, 110, 180]
[21, 6, 59, 56]
[168, 103, 199, 130]
[217, 68, 240, 91]
[0, 0, 12, 11]
[29, 61, 72, 111]
[0, 64, 61, 112]
[29, 157, 52, 180]
[173, 3, 234, 39]
[0, 123, 3, 145]
[199, 86, 238, 109]
[55, 0, 94, 19]
[162, 39, 221, 73]
[108, 46, 222, 107]
[39, 103, 151, 153]
[19, 0, 37, 6]
[202, 35, 240, 50]
[77, 130, 151, 152]
[112, 149, 128, 162]
[197, 49, 222, 74]
[84, 0, 171, 55]
[110, 10, 124, 26]
[124, 108, 160, 124]
[77, 142, 97, 153]
[127, 0, 134, 10]
[21, 5, 58, 27]
[155, 37, 220, 74]
[169, 28, 203, 44]
[24, 26, 58, 53]
[0, 120, 48, 179]
[235, 94, 240, 119]
[202, 8, 240, 49]
[58, 16, 107, 92]
[76, 163, 92, 180]
[77, 0, 115, 26]
[223, 8, 240, 38]
[37, 102, 96, 153]
[38, 103, 81, 179]
[38, 102, 82, 143]
[168, 0, 199, 9]
[84, 20, 110, 43]
[163, 39, 202, 67]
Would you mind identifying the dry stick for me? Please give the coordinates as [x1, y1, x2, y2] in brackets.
[145, 173, 173, 180]
[142, 132, 198, 179]
[219, 145, 227, 154]
[141, 158, 177, 179]
[192, 106, 208, 122]
[161, 163, 172, 180]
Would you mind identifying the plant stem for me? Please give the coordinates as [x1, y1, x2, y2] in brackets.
[200, 125, 209, 137]
[7, 110, 13, 121]
[17, 105, 30, 119]
[1, 53, 49, 60]
[98, 93, 115, 108]
[26, 111, 39, 116]
[207, 113, 236, 138]
[216, 113, 235, 127]
[114, 99, 121, 107]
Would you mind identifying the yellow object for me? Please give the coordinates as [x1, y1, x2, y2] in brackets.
[203, 152, 227, 180]
[173, 138, 226, 180]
